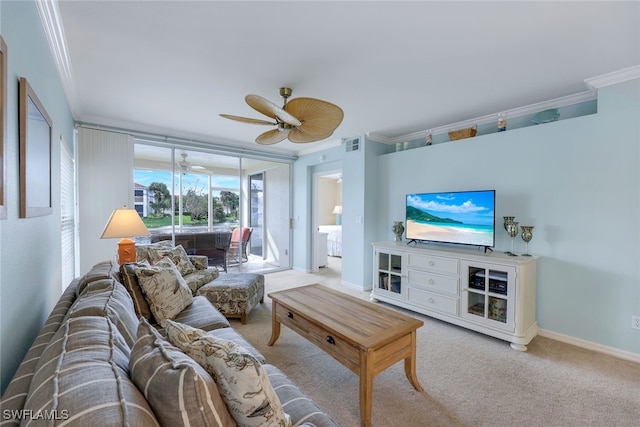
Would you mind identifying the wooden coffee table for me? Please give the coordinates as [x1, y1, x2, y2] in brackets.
[268, 284, 424, 427]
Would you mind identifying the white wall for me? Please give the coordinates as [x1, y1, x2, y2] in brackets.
[0, 1, 75, 393]
[375, 79, 640, 355]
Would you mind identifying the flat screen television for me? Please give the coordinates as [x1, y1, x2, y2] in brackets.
[405, 190, 496, 248]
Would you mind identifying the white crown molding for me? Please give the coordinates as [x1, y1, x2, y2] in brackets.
[584, 65, 640, 92]
[36, 0, 79, 116]
[295, 138, 343, 157]
[370, 66, 640, 145]
[369, 89, 597, 145]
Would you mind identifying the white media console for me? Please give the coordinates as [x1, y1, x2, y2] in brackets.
[371, 241, 538, 350]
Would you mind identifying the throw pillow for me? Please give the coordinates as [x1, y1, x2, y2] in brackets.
[165, 320, 291, 427]
[135, 240, 173, 263]
[134, 257, 193, 326]
[190, 254, 210, 270]
[129, 318, 237, 427]
[120, 260, 155, 321]
[152, 244, 197, 276]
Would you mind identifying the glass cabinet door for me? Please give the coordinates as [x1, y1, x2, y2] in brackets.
[375, 249, 405, 299]
[461, 262, 515, 331]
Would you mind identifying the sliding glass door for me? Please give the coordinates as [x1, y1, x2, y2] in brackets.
[133, 143, 290, 273]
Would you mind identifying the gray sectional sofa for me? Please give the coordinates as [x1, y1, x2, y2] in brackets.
[1, 253, 338, 426]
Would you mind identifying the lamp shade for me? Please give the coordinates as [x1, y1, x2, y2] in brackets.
[100, 206, 150, 239]
[332, 205, 342, 215]
[101, 206, 149, 264]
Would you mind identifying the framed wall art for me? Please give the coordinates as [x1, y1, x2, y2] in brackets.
[0, 36, 7, 219]
[19, 77, 53, 218]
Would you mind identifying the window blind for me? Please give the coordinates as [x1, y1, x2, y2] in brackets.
[60, 138, 76, 287]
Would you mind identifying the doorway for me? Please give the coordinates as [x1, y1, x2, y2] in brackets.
[312, 170, 342, 275]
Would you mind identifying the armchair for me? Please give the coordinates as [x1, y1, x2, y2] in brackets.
[227, 227, 252, 264]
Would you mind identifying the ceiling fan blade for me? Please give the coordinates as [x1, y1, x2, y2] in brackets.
[288, 129, 333, 143]
[219, 114, 276, 126]
[285, 97, 344, 135]
[256, 129, 289, 145]
[246, 94, 301, 126]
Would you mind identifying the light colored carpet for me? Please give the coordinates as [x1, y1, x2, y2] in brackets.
[233, 257, 640, 427]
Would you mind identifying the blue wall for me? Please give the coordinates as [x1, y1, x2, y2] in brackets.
[295, 79, 639, 356]
[375, 80, 640, 355]
[0, 1, 75, 393]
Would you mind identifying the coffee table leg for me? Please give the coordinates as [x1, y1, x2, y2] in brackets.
[359, 350, 373, 427]
[267, 301, 281, 346]
[404, 330, 423, 391]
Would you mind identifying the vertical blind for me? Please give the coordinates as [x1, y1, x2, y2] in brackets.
[77, 128, 134, 274]
[60, 138, 76, 287]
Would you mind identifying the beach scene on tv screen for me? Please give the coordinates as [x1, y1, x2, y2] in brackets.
[406, 191, 495, 246]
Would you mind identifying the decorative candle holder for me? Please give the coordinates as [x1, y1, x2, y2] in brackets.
[506, 221, 519, 256]
[520, 226, 534, 256]
[392, 221, 405, 242]
[503, 216, 515, 231]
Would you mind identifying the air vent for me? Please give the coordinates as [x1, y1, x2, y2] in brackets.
[345, 137, 360, 152]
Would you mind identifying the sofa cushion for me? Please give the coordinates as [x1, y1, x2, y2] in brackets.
[165, 320, 291, 427]
[263, 364, 340, 427]
[130, 318, 237, 427]
[76, 260, 121, 296]
[24, 316, 159, 426]
[152, 244, 197, 276]
[184, 267, 219, 293]
[68, 277, 139, 347]
[135, 257, 193, 326]
[169, 295, 231, 331]
[120, 260, 155, 321]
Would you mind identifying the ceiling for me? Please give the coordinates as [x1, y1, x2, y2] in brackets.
[54, 1, 639, 157]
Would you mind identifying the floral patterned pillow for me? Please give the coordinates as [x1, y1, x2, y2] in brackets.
[136, 240, 173, 263]
[151, 245, 196, 276]
[134, 257, 193, 326]
[165, 320, 291, 427]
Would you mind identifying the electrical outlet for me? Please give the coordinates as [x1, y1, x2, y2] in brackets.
[632, 316, 640, 330]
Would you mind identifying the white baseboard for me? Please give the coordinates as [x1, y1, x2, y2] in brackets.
[340, 280, 367, 290]
[538, 329, 640, 364]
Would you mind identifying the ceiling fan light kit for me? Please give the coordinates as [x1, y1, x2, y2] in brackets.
[220, 87, 344, 145]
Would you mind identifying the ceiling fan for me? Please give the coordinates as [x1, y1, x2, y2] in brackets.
[177, 152, 205, 173]
[220, 87, 344, 145]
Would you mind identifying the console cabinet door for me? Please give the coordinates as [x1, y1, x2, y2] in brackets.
[373, 248, 406, 300]
[460, 261, 516, 332]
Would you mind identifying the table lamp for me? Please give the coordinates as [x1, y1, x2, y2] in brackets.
[100, 206, 150, 263]
[332, 205, 342, 225]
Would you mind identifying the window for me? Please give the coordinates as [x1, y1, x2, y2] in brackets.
[133, 144, 291, 273]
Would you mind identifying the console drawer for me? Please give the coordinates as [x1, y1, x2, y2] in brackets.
[407, 287, 458, 315]
[407, 253, 458, 275]
[275, 303, 360, 371]
[407, 269, 458, 295]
